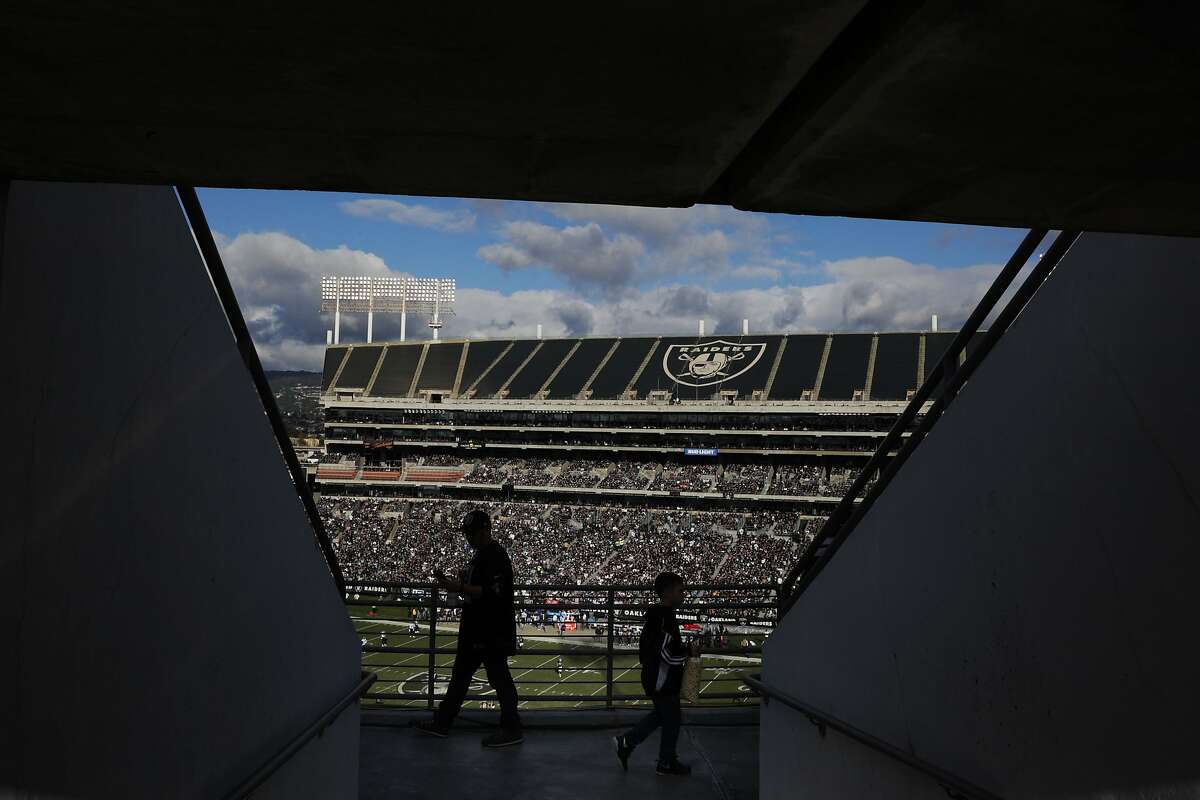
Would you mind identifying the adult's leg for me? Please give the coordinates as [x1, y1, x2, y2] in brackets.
[434, 646, 483, 727]
[623, 702, 661, 748]
[653, 693, 682, 764]
[482, 650, 522, 730]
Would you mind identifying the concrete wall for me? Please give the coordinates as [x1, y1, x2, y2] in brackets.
[0, 181, 361, 798]
[762, 232, 1200, 799]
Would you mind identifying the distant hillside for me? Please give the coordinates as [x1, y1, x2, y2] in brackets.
[265, 370, 321, 389]
[265, 371, 322, 438]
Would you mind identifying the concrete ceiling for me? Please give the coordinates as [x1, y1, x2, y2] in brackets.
[3, 2, 1199, 234]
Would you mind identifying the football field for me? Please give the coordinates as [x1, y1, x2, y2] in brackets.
[352, 603, 763, 710]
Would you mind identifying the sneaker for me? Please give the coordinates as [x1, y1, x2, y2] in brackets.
[613, 735, 634, 771]
[656, 759, 692, 776]
[482, 728, 524, 748]
[413, 719, 449, 738]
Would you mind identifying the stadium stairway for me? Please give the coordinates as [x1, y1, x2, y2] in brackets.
[758, 233, 1200, 798]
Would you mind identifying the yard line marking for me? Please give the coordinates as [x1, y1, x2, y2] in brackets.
[518, 655, 605, 708]
[575, 664, 635, 707]
[464, 654, 561, 711]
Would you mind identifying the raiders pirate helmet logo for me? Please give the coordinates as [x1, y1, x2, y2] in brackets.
[662, 340, 767, 387]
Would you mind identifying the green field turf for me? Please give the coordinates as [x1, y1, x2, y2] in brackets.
[351, 604, 763, 710]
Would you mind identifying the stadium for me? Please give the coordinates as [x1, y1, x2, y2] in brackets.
[7, 5, 1200, 799]
[315, 329, 954, 709]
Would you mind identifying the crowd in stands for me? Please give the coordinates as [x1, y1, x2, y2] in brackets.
[461, 458, 508, 484]
[718, 533, 798, 584]
[420, 454, 463, 467]
[506, 458, 557, 485]
[647, 464, 717, 492]
[551, 460, 605, 489]
[328, 455, 876, 500]
[770, 464, 825, 495]
[592, 513, 730, 584]
[719, 463, 770, 494]
[596, 461, 653, 490]
[323, 496, 824, 588]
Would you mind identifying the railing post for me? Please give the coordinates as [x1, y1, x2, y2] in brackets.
[605, 588, 615, 709]
[427, 584, 438, 711]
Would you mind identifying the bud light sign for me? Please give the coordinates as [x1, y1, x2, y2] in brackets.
[683, 447, 719, 456]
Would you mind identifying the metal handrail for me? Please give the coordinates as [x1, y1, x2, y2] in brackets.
[351, 583, 775, 709]
[743, 674, 1002, 800]
[779, 229, 1080, 615]
[222, 670, 377, 800]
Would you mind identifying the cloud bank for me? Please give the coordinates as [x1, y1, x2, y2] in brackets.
[222, 230, 1003, 371]
[339, 198, 476, 233]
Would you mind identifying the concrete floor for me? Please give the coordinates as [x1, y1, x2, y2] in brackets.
[359, 709, 759, 800]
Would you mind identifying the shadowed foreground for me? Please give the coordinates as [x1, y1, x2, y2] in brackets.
[359, 709, 758, 800]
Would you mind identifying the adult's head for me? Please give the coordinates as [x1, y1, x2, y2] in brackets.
[460, 509, 493, 550]
[653, 571, 685, 607]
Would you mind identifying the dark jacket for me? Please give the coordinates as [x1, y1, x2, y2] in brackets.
[459, 539, 517, 655]
[639, 604, 689, 697]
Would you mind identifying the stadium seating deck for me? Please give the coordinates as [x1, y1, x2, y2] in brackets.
[330, 332, 947, 404]
[337, 345, 384, 389]
[923, 331, 959, 378]
[414, 341, 463, 393]
[504, 338, 578, 398]
[472, 339, 538, 398]
[544, 337, 617, 398]
[372, 345, 423, 397]
[587, 338, 653, 399]
[456, 339, 511, 395]
[322, 346, 347, 391]
[764, 335, 825, 400]
[870, 333, 921, 400]
[818, 333, 872, 400]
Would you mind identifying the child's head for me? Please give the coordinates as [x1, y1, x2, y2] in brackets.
[653, 571, 685, 607]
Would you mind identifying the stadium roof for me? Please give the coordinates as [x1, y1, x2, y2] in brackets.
[3, 4, 1199, 234]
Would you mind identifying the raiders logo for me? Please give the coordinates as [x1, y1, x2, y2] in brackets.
[662, 340, 767, 387]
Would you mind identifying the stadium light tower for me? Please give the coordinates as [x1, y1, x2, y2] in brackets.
[320, 276, 455, 343]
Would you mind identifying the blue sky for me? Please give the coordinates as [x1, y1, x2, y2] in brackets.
[199, 188, 1027, 370]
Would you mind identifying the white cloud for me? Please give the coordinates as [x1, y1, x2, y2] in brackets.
[477, 221, 644, 289]
[476, 203, 766, 291]
[221, 230, 1006, 371]
[220, 230, 402, 370]
[730, 265, 782, 281]
[447, 255, 1004, 341]
[339, 198, 476, 233]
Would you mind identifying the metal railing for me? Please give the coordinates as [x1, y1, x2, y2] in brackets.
[222, 670, 377, 800]
[346, 581, 777, 708]
[779, 229, 1080, 616]
[744, 674, 1002, 800]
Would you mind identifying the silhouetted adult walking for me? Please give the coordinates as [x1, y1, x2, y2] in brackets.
[415, 510, 522, 747]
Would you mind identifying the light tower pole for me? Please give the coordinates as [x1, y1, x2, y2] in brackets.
[366, 291, 374, 344]
[333, 276, 342, 344]
[429, 289, 442, 340]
